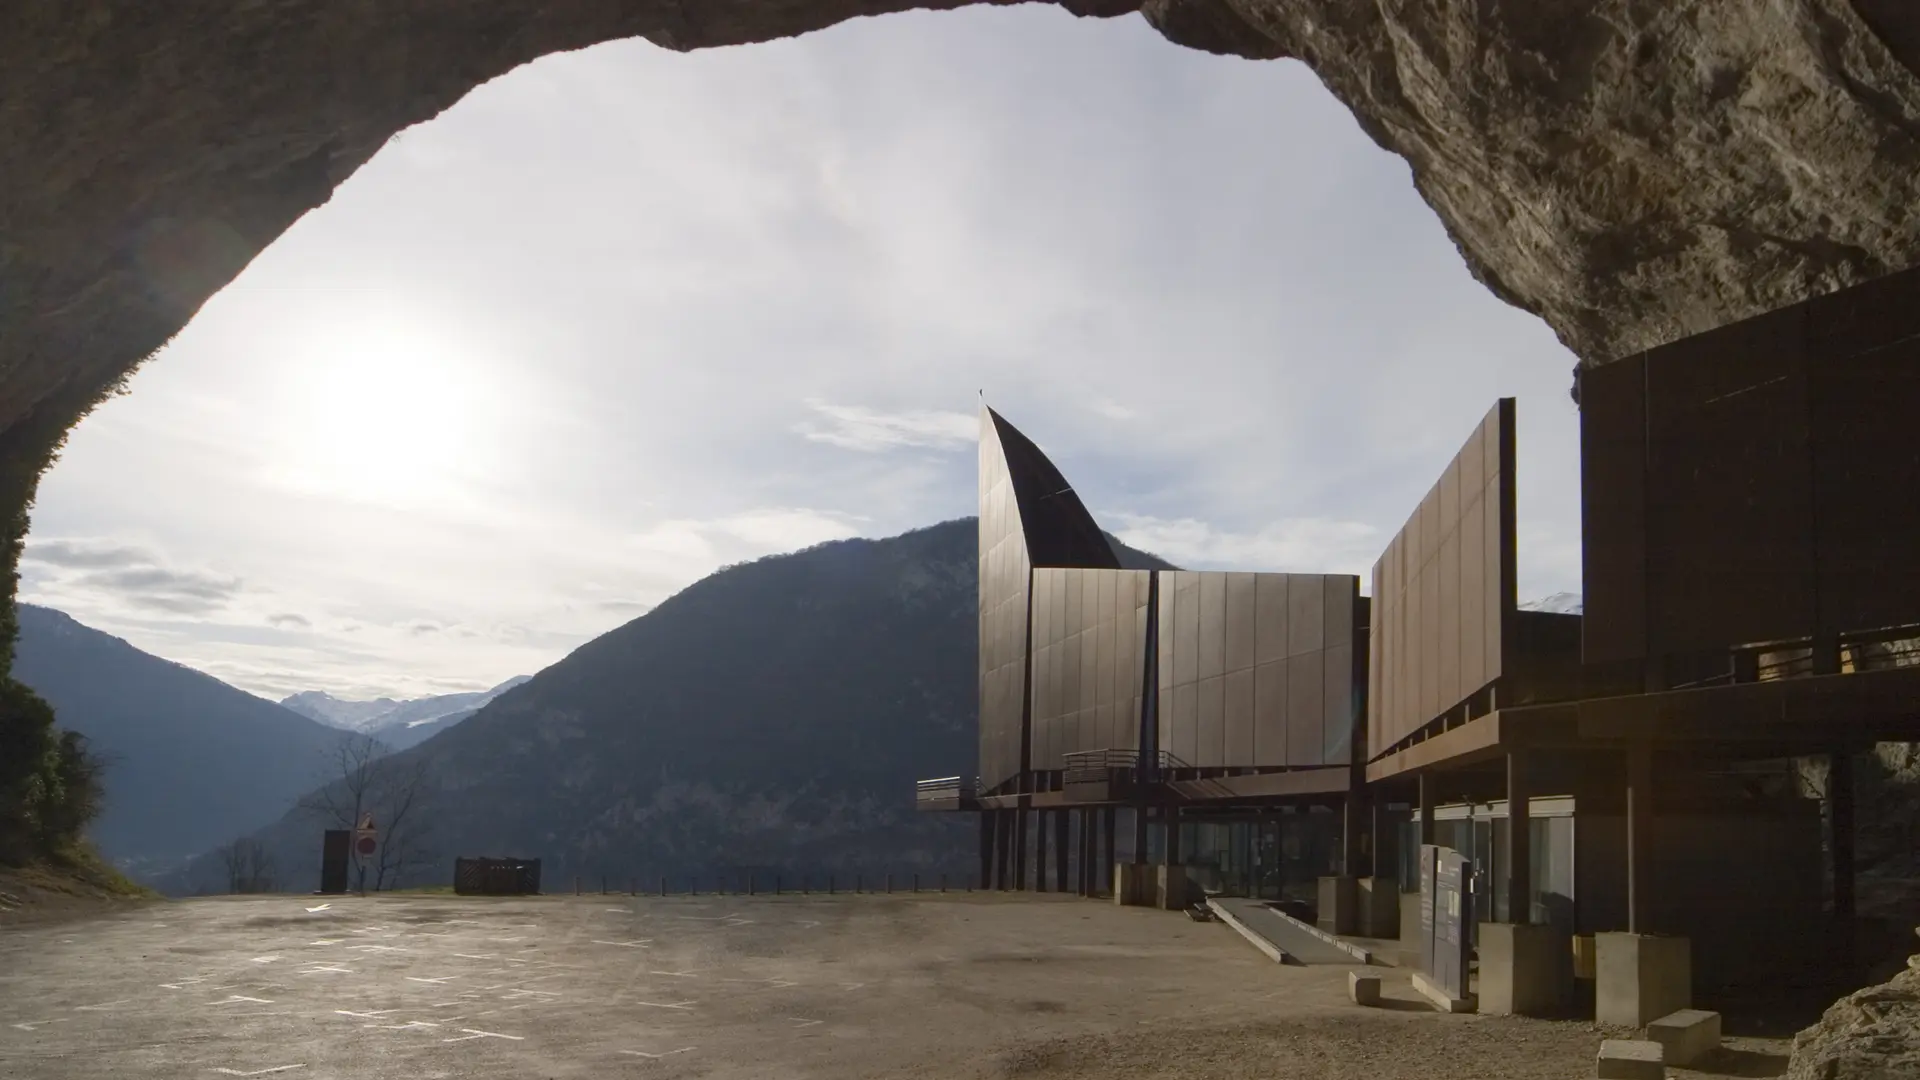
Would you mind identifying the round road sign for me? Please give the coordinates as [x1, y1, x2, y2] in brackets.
[355, 836, 377, 856]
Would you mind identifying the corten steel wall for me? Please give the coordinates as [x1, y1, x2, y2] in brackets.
[1029, 568, 1152, 770]
[978, 408, 1121, 793]
[1582, 265, 1920, 662]
[1154, 571, 1365, 769]
[1368, 399, 1517, 760]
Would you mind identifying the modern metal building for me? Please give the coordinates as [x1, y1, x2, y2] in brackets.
[920, 260, 1920, 1019]
[921, 407, 1376, 909]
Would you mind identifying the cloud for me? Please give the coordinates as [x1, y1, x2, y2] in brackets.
[24, 538, 156, 570]
[406, 621, 443, 636]
[711, 508, 861, 550]
[24, 538, 246, 616]
[1089, 398, 1137, 421]
[794, 398, 977, 452]
[1107, 513, 1384, 576]
[266, 612, 312, 629]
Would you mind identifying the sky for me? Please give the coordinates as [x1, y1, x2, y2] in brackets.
[20, 8, 1584, 703]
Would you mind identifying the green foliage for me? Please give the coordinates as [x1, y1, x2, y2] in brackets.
[0, 676, 107, 866]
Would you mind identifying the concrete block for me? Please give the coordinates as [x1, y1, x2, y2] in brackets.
[1479, 922, 1571, 1017]
[1595, 1039, 1664, 1080]
[1155, 865, 1190, 911]
[1357, 877, 1400, 938]
[1573, 934, 1597, 980]
[1348, 971, 1381, 1006]
[1596, 933, 1691, 1028]
[1318, 875, 1358, 936]
[1112, 863, 1154, 907]
[1646, 1008, 1720, 1066]
[1409, 969, 1476, 1014]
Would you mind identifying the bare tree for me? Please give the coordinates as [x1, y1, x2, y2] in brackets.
[216, 836, 277, 893]
[300, 732, 437, 892]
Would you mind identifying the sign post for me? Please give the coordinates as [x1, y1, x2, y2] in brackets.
[352, 814, 378, 896]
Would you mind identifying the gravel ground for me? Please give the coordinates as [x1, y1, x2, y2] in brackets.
[0, 891, 1793, 1079]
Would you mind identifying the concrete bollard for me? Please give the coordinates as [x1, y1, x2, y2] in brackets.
[1348, 971, 1382, 1007]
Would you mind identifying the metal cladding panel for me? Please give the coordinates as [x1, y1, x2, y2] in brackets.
[1254, 573, 1289, 666]
[1172, 681, 1199, 765]
[1287, 573, 1325, 658]
[1580, 264, 1920, 661]
[1643, 305, 1815, 654]
[1580, 354, 1650, 662]
[1225, 666, 1255, 763]
[1028, 569, 1152, 766]
[1284, 651, 1324, 767]
[1808, 335, 1920, 633]
[1323, 640, 1355, 765]
[1224, 573, 1257, 671]
[979, 406, 1126, 792]
[1367, 400, 1516, 761]
[1253, 659, 1288, 763]
[1198, 572, 1228, 680]
[1197, 675, 1226, 767]
[1174, 573, 1201, 686]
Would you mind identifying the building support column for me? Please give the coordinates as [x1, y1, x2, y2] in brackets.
[1831, 749, 1856, 919]
[1079, 809, 1094, 896]
[1341, 793, 1367, 879]
[1418, 773, 1436, 848]
[1034, 808, 1049, 892]
[1054, 809, 1069, 894]
[1132, 804, 1149, 864]
[1506, 750, 1532, 925]
[978, 812, 994, 891]
[1626, 742, 1653, 933]
[998, 811, 1015, 890]
[1013, 809, 1028, 891]
[1101, 807, 1116, 897]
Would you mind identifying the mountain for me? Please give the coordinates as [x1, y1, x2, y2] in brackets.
[1521, 592, 1584, 615]
[172, 520, 1173, 894]
[10, 605, 349, 880]
[281, 676, 532, 751]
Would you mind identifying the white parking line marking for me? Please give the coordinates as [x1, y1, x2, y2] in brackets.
[839, 982, 866, 991]
[621, 1047, 696, 1059]
[298, 965, 352, 975]
[649, 970, 700, 978]
[307, 940, 342, 947]
[305, 904, 332, 913]
[406, 976, 458, 984]
[442, 1028, 522, 1043]
[787, 1017, 823, 1028]
[378, 1021, 441, 1031]
[73, 1000, 133, 1011]
[347, 944, 408, 953]
[250, 956, 281, 964]
[590, 939, 651, 948]
[210, 1066, 306, 1076]
[452, 953, 496, 961]
[10, 1020, 67, 1031]
[334, 1009, 400, 1021]
[208, 996, 274, 1006]
[632, 1000, 696, 1010]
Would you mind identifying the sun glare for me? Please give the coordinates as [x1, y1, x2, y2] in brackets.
[262, 314, 502, 509]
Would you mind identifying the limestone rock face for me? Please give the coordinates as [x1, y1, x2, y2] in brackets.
[1788, 962, 1920, 1079]
[6, 0, 1920, 454]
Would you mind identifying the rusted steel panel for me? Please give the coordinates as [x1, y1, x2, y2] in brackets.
[1580, 354, 1648, 662]
[1644, 304, 1814, 654]
[1366, 401, 1517, 760]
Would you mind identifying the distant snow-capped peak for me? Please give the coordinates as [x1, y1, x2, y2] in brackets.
[1520, 591, 1584, 615]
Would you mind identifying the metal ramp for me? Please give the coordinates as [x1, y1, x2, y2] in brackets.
[1206, 897, 1354, 965]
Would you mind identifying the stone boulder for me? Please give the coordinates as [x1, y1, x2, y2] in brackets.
[1788, 955, 1920, 1079]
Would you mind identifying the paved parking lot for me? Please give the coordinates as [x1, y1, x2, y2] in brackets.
[0, 891, 1783, 1079]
